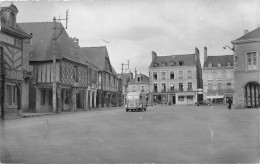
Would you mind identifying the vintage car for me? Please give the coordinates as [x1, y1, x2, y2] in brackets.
[195, 100, 212, 106]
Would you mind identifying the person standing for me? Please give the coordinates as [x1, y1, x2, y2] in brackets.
[227, 97, 232, 110]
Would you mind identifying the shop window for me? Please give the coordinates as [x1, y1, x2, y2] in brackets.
[178, 96, 184, 101]
[49, 90, 52, 105]
[6, 84, 17, 106]
[187, 96, 193, 100]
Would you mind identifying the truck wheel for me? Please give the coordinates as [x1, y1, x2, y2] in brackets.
[126, 109, 128, 112]
[140, 108, 143, 112]
[144, 108, 146, 111]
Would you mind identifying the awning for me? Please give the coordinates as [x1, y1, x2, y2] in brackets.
[206, 95, 224, 99]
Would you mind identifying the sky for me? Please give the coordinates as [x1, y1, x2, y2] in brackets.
[2, 0, 260, 75]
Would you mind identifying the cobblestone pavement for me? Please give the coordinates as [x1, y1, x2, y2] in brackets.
[0, 105, 259, 163]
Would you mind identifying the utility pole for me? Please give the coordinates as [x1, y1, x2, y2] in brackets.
[52, 10, 69, 114]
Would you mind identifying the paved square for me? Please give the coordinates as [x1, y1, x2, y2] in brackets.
[0, 105, 259, 163]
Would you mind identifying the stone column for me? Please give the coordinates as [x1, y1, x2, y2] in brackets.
[109, 93, 112, 107]
[94, 90, 97, 108]
[104, 92, 107, 108]
[57, 86, 61, 113]
[71, 87, 76, 111]
[83, 89, 87, 111]
[90, 90, 93, 109]
[98, 90, 102, 108]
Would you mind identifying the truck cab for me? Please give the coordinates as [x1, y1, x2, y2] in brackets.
[125, 92, 147, 112]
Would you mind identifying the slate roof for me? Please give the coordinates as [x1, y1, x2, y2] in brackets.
[203, 55, 234, 68]
[118, 72, 133, 85]
[233, 27, 260, 42]
[129, 73, 149, 84]
[81, 46, 117, 74]
[18, 22, 88, 65]
[149, 54, 197, 68]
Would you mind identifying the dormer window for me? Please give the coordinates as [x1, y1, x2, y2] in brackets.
[208, 62, 212, 67]
[10, 12, 16, 28]
[153, 62, 158, 67]
[161, 61, 167, 67]
[217, 62, 222, 67]
[170, 60, 176, 66]
[179, 61, 184, 66]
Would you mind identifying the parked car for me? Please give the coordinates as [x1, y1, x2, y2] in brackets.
[125, 92, 147, 112]
[195, 100, 212, 106]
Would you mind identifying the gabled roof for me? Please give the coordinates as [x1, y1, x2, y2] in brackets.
[81, 46, 117, 74]
[129, 73, 149, 84]
[18, 22, 87, 65]
[149, 54, 197, 68]
[203, 55, 233, 68]
[233, 27, 260, 43]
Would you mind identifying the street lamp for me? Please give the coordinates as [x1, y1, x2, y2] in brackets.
[223, 45, 235, 51]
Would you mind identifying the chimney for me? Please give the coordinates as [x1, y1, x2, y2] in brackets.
[195, 47, 199, 60]
[244, 29, 249, 35]
[204, 47, 207, 62]
[151, 51, 157, 62]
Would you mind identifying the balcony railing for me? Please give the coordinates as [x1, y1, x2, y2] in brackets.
[161, 89, 166, 93]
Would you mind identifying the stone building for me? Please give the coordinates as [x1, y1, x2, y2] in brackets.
[0, 3, 32, 116]
[19, 22, 98, 113]
[149, 48, 203, 105]
[118, 72, 133, 105]
[232, 28, 260, 108]
[203, 47, 235, 104]
[82, 46, 123, 108]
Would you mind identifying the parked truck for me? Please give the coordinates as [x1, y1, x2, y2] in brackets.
[125, 92, 147, 112]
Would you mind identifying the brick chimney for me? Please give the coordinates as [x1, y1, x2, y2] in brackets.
[204, 47, 207, 62]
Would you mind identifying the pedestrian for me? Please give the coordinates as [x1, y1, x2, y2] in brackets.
[227, 97, 232, 110]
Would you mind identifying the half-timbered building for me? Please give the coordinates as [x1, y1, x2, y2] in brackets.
[82, 46, 123, 108]
[19, 22, 98, 113]
[0, 4, 32, 116]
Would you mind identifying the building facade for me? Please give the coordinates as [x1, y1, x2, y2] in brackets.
[232, 28, 260, 108]
[82, 46, 123, 108]
[118, 72, 133, 105]
[203, 47, 235, 104]
[149, 48, 203, 105]
[0, 4, 32, 116]
[20, 22, 98, 113]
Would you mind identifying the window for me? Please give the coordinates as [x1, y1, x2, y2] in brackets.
[179, 83, 183, 91]
[179, 71, 183, 79]
[227, 62, 231, 67]
[247, 52, 257, 71]
[187, 70, 192, 79]
[162, 83, 166, 90]
[153, 83, 157, 89]
[132, 86, 136, 92]
[187, 96, 193, 101]
[137, 77, 141, 82]
[41, 90, 46, 105]
[217, 83, 222, 91]
[178, 96, 184, 101]
[153, 72, 157, 80]
[188, 82, 192, 91]
[141, 86, 145, 92]
[179, 61, 184, 66]
[170, 83, 174, 90]
[170, 71, 174, 79]
[217, 62, 222, 67]
[6, 84, 17, 106]
[10, 12, 16, 28]
[208, 62, 212, 67]
[161, 72, 166, 80]
[227, 83, 232, 89]
[208, 83, 213, 91]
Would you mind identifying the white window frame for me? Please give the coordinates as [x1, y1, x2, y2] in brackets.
[246, 51, 258, 71]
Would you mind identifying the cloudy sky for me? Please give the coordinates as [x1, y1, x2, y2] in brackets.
[3, 0, 259, 75]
